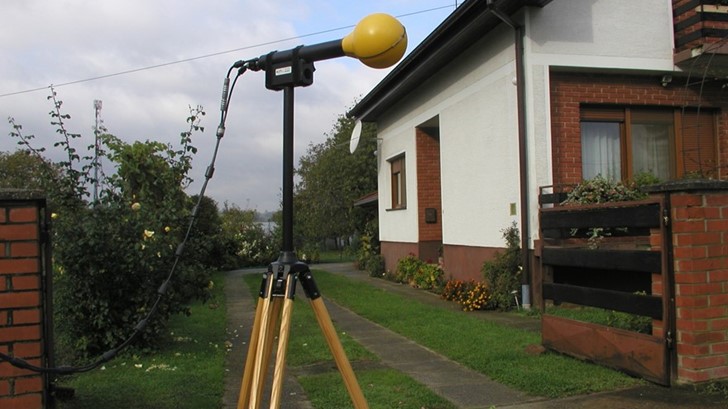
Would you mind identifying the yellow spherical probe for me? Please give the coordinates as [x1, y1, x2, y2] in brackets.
[342, 13, 408, 69]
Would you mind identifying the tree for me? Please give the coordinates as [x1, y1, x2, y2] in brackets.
[7, 96, 211, 357]
[0, 150, 55, 190]
[294, 113, 378, 249]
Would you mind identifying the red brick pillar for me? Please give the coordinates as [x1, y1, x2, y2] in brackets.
[0, 192, 49, 409]
[415, 127, 442, 264]
[667, 183, 728, 383]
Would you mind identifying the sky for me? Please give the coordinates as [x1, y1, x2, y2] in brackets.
[0, 0, 456, 212]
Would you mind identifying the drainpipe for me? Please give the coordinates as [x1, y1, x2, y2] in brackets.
[487, 1, 531, 309]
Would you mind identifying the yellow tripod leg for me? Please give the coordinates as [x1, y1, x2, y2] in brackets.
[299, 270, 368, 409]
[241, 272, 280, 409]
[269, 273, 297, 408]
[238, 294, 264, 408]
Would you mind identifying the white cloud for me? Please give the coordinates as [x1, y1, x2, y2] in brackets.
[1, 0, 453, 211]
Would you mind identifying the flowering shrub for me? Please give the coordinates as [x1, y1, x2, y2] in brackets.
[561, 175, 647, 205]
[441, 279, 491, 311]
[9, 94, 212, 357]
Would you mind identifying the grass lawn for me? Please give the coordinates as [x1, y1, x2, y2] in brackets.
[55, 271, 227, 409]
[54, 266, 643, 408]
[304, 269, 642, 398]
[240, 274, 453, 408]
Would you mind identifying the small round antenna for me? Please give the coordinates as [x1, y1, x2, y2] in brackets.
[349, 119, 363, 154]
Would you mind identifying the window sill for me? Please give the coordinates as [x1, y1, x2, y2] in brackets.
[386, 206, 407, 211]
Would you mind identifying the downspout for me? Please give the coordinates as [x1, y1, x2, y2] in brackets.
[487, 1, 531, 309]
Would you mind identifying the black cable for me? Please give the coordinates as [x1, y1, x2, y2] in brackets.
[0, 62, 249, 374]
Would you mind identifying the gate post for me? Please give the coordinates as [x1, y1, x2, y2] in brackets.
[0, 190, 52, 409]
[648, 180, 728, 384]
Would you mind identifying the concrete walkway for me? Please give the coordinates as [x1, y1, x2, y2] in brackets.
[223, 262, 727, 409]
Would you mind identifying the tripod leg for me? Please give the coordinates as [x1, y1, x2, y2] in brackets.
[300, 271, 369, 409]
[269, 273, 297, 408]
[242, 272, 279, 409]
[238, 287, 265, 408]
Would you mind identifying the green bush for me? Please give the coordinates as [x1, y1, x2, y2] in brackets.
[356, 219, 384, 277]
[395, 254, 444, 291]
[9, 95, 212, 357]
[481, 222, 521, 311]
[53, 201, 210, 356]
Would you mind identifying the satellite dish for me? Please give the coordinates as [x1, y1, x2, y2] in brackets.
[349, 119, 363, 154]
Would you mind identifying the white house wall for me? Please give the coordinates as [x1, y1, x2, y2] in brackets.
[528, 0, 674, 69]
[377, 0, 678, 250]
[378, 25, 521, 248]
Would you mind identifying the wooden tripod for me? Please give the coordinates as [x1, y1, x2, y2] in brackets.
[236, 260, 369, 409]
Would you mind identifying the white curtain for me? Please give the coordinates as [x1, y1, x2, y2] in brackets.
[631, 123, 670, 180]
[581, 122, 621, 180]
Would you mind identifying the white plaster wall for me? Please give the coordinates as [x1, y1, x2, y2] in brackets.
[377, 26, 521, 247]
[440, 72, 521, 247]
[377, 127, 418, 243]
[376, 0, 678, 248]
[528, 0, 674, 70]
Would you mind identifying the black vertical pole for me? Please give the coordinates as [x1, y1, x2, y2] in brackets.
[280, 85, 297, 264]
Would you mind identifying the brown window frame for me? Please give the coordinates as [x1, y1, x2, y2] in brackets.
[389, 154, 406, 210]
[580, 105, 717, 180]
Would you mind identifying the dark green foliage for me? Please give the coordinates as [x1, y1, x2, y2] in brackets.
[481, 222, 521, 311]
[356, 218, 384, 277]
[53, 202, 210, 355]
[294, 113, 378, 249]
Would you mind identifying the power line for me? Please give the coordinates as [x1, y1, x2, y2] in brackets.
[0, 5, 453, 99]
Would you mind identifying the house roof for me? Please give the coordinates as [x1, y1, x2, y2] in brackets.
[348, 0, 552, 122]
[353, 191, 378, 207]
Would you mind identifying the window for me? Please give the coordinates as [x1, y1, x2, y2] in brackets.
[580, 106, 716, 181]
[389, 155, 406, 209]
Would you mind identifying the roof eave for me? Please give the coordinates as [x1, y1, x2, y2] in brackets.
[348, 0, 552, 122]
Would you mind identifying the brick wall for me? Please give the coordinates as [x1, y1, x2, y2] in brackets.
[549, 72, 728, 186]
[0, 193, 47, 409]
[415, 128, 442, 243]
[415, 128, 442, 263]
[667, 185, 728, 383]
[673, 0, 728, 53]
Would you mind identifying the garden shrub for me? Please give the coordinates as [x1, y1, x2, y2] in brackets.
[441, 279, 491, 311]
[356, 219, 384, 277]
[481, 222, 521, 311]
[395, 254, 444, 291]
[9, 95, 213, 358]
[561, 175, 647, 205]
[561, 174, 655, 248]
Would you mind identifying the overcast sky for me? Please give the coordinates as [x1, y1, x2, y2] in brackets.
[0, 0, 455, 212]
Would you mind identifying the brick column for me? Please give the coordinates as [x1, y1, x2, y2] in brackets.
[666, 182, 728, 383]
[0, 192, 47, 409]
[415, 127, 442, 262]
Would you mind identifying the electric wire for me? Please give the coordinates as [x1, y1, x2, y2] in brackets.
[0, 5, 453, 98]
[0, 62, 248, 375]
